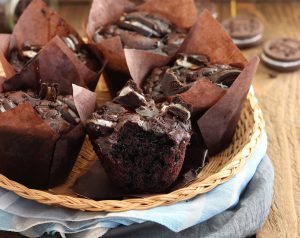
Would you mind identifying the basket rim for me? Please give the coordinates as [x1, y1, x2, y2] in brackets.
[0, 92, 265, 212]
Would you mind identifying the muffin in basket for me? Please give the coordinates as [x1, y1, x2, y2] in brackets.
[1, 0, 105, 93]
[87, 80, 192, 193]
[0, 83, 96, 189]
[86, 0, 197, 95]
[0, 0, 99, 189]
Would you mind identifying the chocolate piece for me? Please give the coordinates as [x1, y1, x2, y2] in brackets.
[143, 53, 242, 106]
[114, 81, 147, 109]
[222, 16, 264, 49]
[161, 97, 191, 122]
[87, 81, 191, 193]
[94, 11, 186, 55]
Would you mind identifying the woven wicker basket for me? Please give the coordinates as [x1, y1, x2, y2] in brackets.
[0, 91, 264, 212]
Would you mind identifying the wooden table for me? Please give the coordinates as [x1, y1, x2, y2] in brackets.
[1, 1, 300, 237]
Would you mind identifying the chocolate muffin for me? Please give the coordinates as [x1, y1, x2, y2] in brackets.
[143, 53, 242, 101]
[93, 11, 187, 55]
[87, 81, 192, 193]
[4, 0, 105, 92]
[8, 34, 101, 75]
[0, 84, 86, 189]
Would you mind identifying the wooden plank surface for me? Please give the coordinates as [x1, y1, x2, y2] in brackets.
[1, 1, 300, 237]
[228, 3, 300, 238]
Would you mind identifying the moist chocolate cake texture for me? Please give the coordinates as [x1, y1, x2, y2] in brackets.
[93, 11, 187, 55]
[87, 81, 192, 193]
[0, 83, 80, 134]
[143, 53, 242, 100]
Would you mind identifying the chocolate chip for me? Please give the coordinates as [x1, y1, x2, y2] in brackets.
[60, 107, 79, 125]
[162, 98, 191, 122]
[208, 68, 241, 86]
[161, 70, 189, 96]
[114, 82, 147, 110]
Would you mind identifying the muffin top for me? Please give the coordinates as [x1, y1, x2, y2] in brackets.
[87, 80, 191, 149]
[93, 11, 187, 55]
[8, 34, 101, 73]
[143, 53, 242, 100]
[0, 83, 80, 134]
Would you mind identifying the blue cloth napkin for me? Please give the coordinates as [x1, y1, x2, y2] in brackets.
[0, 131, 268, 238]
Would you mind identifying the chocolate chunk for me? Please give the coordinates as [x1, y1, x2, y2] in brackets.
[161, 97, 191, 122]
[114, 81, 147, 109]
[87, 118, 116, 137]
[161, 69, 188, 96]
[204, 66, 242, 87]
[175, 53, 209, 69]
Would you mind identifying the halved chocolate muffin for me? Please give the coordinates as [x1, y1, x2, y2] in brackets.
[94, 11, 187, 55]
[0, 84, 89, 189]
[87, 81, 192, 193]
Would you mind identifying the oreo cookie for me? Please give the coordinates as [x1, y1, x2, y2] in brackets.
[222, 16, 263, 48]
[261, 38, 300, 71]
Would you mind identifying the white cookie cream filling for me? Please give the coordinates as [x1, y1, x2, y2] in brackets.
[124, 20, 160, 37]
[176, 55, 200, 70]
[119, 86, 146, 103]
[0, 104, 6, 113]
[261, 52, 300, 68]
[22, 50, 37, 59]
[89, 119, 116, 128]
[233, 33, 263, 46]
[63, 36, 77, 52]
[161, 103, 191, 120]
